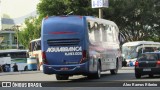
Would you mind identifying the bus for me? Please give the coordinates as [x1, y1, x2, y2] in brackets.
[0, 49, 28, 71]
[122, 41, 160, 66]
[41, 15, 122, 80]
[29, 38, 43, 70]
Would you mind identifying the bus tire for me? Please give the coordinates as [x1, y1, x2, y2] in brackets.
[56, 74, 69, 80]
[24, 66, 28, 71]
[87, 62, 101, 79]
[93, 62, 101, 79]
[110, 60, 118, 75]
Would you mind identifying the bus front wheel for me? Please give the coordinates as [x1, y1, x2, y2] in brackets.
[56, 74, 69, 80]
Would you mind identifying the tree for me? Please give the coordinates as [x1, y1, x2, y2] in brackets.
[19, 0, 97, 49]
[18, 16, 41, 49]
[37, 0, 97, 17]
[37, 0, 160, 43]
[152, 0, 160, 42]
[103, 0, 160, 42]
[19, 0, 160, 49]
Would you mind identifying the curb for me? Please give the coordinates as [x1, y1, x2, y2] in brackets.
[0, 71, 42, 76]
[122, 67, 134, 70]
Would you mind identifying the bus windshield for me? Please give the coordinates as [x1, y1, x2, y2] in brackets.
[29, 39, 41, 52]
[122, 46, 137, 59]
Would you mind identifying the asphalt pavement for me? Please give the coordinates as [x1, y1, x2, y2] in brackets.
[0, 67, 134, 76]
[0, 70, 42, 76]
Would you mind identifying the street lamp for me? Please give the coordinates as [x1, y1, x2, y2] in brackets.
[13, 25, 20, 49]
[91, 0, 109, 19]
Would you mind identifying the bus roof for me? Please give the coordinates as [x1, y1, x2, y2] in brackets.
[86, 16, 118, 27]
[0, 49, 28, 53]
[43, 15, 118, 28]
[30, 38, 41, 42]
[122, 41, 160, 47]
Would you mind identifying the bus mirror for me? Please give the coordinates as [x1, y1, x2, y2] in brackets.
[136, 47, 139, 52]
[118, 33, 125, 45]
[136, 46, 141, 52]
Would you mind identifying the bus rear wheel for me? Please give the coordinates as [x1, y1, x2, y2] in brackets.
[93, 62, 101, 79]
[56, 74, 69, 80]
[110, 68, 118, 75]
[110, 61, 118, 75]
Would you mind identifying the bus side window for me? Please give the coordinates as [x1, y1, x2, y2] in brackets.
[93, 22, 101, 42]
[138, 48, 143, 57]
[101, 24, 107, 42]
[104, 25, 109, 42]
[112, 26, 117, 42]
[106, 25, 114, 42]
[37, 40, 41, 50]
[88, 21, 95, 44]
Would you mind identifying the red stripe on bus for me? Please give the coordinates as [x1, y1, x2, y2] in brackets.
[49, 32, 77, 34]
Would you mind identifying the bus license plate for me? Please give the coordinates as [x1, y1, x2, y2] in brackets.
[143, 68, 151, 71]
[60, 67, 69, 70]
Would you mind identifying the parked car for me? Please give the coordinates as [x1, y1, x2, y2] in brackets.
[135, 52, 160, 79]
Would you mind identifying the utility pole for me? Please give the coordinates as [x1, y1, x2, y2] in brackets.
[99, 8, 103, 18]
[13, 25, 20, 49]
[92, 0, 108, 19]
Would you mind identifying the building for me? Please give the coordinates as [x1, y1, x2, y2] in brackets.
[0, 29, 24, 49]
[0, 0, 39, 49]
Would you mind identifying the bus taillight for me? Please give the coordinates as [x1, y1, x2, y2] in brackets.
[82, 50, 87, 58]
[80, 50, 88, 64]
[42, 51, 48, 64]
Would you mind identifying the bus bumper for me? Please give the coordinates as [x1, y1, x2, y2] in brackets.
[43, 62, 89, 75]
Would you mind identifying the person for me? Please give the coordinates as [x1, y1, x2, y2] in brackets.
[122, 59, 127, 67]
[2, 64, 6, 72]
[0, 65, 3, 72]
[5, 63, 10, 72]
[154, 47, 159, 52]
[12, 63, 18, 72]
[129, 61, 133, 67]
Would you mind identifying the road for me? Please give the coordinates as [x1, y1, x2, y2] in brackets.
[1, 67, 160, 81]
[0, 67, 160, 89]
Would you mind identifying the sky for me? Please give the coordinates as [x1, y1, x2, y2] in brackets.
[1, 0, 40, 18]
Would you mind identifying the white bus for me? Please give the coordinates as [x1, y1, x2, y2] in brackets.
[29, 38, 43, 70]
[122, 41, 160, 66]
[0, 49, 28, 71]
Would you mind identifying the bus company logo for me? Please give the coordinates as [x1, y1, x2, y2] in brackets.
[46, 46, 82, 52]
[2, 82, 11, 87]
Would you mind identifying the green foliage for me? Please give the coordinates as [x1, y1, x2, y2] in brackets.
[103, 0, 160, 42]
[37, 0, 98, 17]
[18, 16, 41, 49]
[37, 0, 160, 43]
[19, 0, 160, 49]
